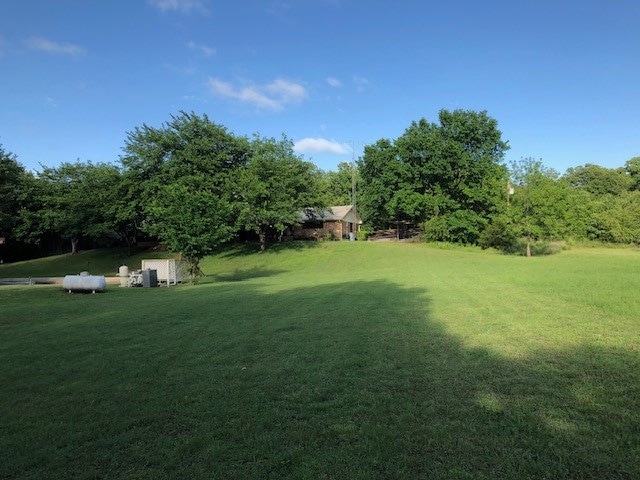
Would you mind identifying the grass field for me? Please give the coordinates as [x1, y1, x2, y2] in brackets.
[1, 242, 639, 479]
[0, 248, 173, 278]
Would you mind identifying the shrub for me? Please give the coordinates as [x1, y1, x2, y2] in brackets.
[508, 238, 565, 256]
[323, 231, 339, 241]
[423, 211, 485, 244]
[478, 218, 518, 252]
[422, 216, 451, 242]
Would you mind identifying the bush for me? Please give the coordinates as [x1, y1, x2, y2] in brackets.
[323, 231, 339, 241]
[509, 238, 565, 256]
[479, 218, 565, 256]
[478, 218, 518, 252]
[356, 230, 369, 241]
[422, 216, 451, 242]
[423, 211, 485, 244]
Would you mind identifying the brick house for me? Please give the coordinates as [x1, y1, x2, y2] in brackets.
[294, 205, 362, 240]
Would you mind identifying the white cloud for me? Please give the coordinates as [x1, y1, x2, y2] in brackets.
[187, 41, 215, 58]
[353, 75, 369, 92]
[26, 37, 86, 56]
[294, 138, 350, 155]
[148, 0, 207, 14]
[265, 79, 307, 104]
[208, 77, 307, 111]
[327, 77, 342, 88]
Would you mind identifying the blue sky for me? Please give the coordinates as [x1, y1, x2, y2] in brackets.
[1, 0, 638, 174]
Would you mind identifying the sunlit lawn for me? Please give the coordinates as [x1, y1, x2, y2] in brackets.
[1, 242, 639, 479]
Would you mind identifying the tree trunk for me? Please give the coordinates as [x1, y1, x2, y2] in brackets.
[189, 258, 198, 285]
[526, 236, 532, 257]
[124, 235, 134, 257]
[259, 229, 266, 252]
[71, 238, 79, 255]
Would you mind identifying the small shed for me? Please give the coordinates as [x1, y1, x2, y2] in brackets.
[141, 259, 188, 285]
[295, 205, 362, 239]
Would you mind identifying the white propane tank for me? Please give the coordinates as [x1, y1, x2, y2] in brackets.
[62, 275, 107, 293]
[119, 265, 130, 287]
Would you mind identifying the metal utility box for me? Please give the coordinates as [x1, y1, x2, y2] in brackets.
[142, 269, 158, 288]
[141, 259, 187, 285]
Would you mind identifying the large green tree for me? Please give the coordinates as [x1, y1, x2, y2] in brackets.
[564, 164, 632, 196]
[358, 138, 410, 228]
[359, 110, 509, 242]
[237, 135, 323, 251]
[588, 191, 640, 244]
[0, 145, 28, 239]
[625, 156, 640, 190]
[39, 161, 121, 254]
[507, 158, 586, 256]
[120, 111, 250, 258]
[146, 184, 235, 282]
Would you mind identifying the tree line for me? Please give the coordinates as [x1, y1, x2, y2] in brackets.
[0, 112, 356, 278]
[357, 109, 640, 255]
[1, 109, 639, 271]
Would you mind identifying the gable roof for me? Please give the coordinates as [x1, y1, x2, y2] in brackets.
[300, 205, 361, 222]
[328, 205, 354, 220]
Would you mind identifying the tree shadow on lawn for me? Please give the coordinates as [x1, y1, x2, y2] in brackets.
[209, 267, 287, 282]
[214, 239, 321, 258]
[2, 280, 639, 479]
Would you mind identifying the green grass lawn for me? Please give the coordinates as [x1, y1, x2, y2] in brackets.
[1, 242, 639, 479]
[0, 247, 174, 278]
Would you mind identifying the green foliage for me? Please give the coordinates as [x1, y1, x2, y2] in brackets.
[423, 209, 487, 244]
[359, 110, 509, 243]
[3, 113, 636, 263]
[122, 111, 249, 195]
[146, 184, 235, 282]
[237, 135, 324, 251]
[588, 191, 640, 244]
[0, 145, 26, 237]
[478, 215, 518, 252]
[121, 111, 249, 265]
[38, 161, 121, 253]
[120, 111, 249, 255]
[323, 231, 339, 241]
[358, 138, 408, 227]
[319, 161, 358, 206]
[422, 216, 450, 242]
[506, 157, 585, 255]
[0, 146, 45, 247]
[356, 229, 370, 241]
[564, 163, 632, 196]
[625, 156, 640, 190]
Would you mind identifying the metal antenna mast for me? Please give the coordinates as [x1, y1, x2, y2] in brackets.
[348, 141, 366, 210]
[351, 143, 357, 210]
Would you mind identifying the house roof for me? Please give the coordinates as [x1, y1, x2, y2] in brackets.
[300, 205, 360, 222]
[329, 205, 354, 220]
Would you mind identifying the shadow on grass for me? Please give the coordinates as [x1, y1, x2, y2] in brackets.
[210, 268, 287, 282]
[215, 240, 321, 258]
[1, 280, 638, 479]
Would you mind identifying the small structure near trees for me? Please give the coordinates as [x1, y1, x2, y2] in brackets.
[294, 205, 362, 240]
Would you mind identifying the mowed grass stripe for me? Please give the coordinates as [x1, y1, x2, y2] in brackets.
[1, 242, 639, 479]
